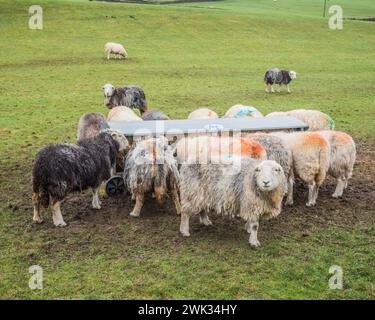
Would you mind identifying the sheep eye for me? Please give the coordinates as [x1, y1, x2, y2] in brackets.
[274, 168, 281, 172]
[255, 168, 260, 172]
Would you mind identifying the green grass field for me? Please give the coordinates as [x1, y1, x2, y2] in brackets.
[0, 0, 374, 299]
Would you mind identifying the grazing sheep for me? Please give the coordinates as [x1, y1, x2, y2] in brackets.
[264, 68, 297, 93]
[271, 131, 330, 207]
[141, 109, 170, 121]
[266, 109, 335, 131]
[188, 108, 218, 120]
[103, 83, 148, 112]
[176, 135, 267, 164]
[224, 104, 263, 118]
[32, 130, 129, 227]
[107, 106, 142, 122]
[245, 133, 294, 205]
[124, 136, 180, 217]
[179, 159, 287, 247]
[77, 112, 108, 141]
[104, 42, 128, 60]
[319, 130, 356, 198]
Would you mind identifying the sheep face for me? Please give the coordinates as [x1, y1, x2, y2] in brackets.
[106, 129, 129, 152]
[254, 160, 284, 192]
[103, 83, 115, 106]
[289, 71, 297, 80]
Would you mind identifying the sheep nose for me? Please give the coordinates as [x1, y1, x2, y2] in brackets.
[263, 181, 270, 187]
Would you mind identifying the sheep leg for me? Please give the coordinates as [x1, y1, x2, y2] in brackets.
[171, 188, 181, 215]
[312, 185, 320, 204]
[129, 193, 144, 217]
[277, 84, 282, 93]
[287, 84, 291, 93]
[286, 177, 294, 206]
[265, 83, 269, 93]
[51, 201, 66, 227]
[332, 178, 346, 198]
[32, 192, 43, 223]
[270, 85, 275, 93]
[92, 187, 101, 209]
[306, 183, 316, 207]
[248, 220, 261, 248]
[180, 211, 191, 237]
[199, 212, 212, 226]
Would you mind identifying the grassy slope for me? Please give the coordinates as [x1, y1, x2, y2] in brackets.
[0, 0, 374, 299]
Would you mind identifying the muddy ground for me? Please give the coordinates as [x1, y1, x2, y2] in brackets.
[4, 140, 374, 249]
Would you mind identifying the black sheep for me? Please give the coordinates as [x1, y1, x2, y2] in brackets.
[32, 130, 129, 227]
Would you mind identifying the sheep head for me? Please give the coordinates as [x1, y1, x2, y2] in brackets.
[103, 83, 115, 107]
[253, 160, 286, 192]
[289, 71, 297, 80]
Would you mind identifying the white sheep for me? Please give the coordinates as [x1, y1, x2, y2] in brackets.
[271, 131, 330, 207]
[175, 135, 267, 165]
[179, 159, 287, 247]
[245, 133, 294, 205]
[187, 108, 218, 120]
[104, 42, 128, 60]
[224, 104, 263, 118]
[107, 106, 142, 122]
[319, 130, 356, 198]
[266, 109, 335, 131]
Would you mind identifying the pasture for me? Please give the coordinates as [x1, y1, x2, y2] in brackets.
[0, 0, 374, 299]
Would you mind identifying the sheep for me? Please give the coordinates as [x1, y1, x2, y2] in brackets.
[319, 130, 356, 198]
[266, 109, 335, 131]
[188, 108, 218, 120]
[107, 106, 142, 122]
[175, 135, 267, 165]
[141, 109, 170, 121]
[77, 112, 108, 141]
[245, 133, 294, 205]
[104, 42, 128, 60]
[179, 159, 287, 247]
[32, 130, 129, 227]
[103, 83, 148, 112]
[224, 104, 263, 118]
[271, 131, 330, 207]
[264, 68, 297, 93]
[124, 136, 180, 217]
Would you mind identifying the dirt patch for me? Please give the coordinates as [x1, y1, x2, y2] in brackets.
[2, 140, 375, 249]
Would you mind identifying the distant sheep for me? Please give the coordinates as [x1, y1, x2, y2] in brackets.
[124, 136, 180, 217]
[32, 130, 129, 226]
[320, 130, 356, 198]
[107, 106, 142, 122]
[77, 112, 108, 141]
[264, 68, 297, 93]
[104, 42, 128, 60]
[141, 109, 170, 121]
[188, 108, 218, 120]
[271, 131, 330, 207]
[176, 136, 267, 164]
[245, 133, 294, 205]
[103, 83, 147, 112]
[266, 109, 335, 131]
[179, 159, 287, 247]
[224, 104, 263, 118]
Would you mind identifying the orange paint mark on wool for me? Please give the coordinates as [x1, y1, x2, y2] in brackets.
[303, 133, 328, 147]
[240, 138, 265, 159]
[328, 131, 352, 143]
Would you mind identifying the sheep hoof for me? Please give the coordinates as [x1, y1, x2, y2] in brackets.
[54, 221, 67, 227]
[249, 240, 261, 248]
[33, 217, 44, 223]
[129, 211, 140, 217]
[332, 193, 341, 198]
[181, 231, 190, 237]
[306, 202, 315, 207]
[92, 203, 101, 210]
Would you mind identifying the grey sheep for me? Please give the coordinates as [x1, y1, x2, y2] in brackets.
[77, 112, 108, 141]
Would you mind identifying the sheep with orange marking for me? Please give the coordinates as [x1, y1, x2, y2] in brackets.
[188, 108, 218, 120]
[319, 130, 356, 198]
[266, 109, 335, 131]
[271, 131, 330, 207]
[124, 136, 180, 218]
[245, 133, 294, 205]
[175, 135, 267, 165]
[224, 104, 263, 118]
